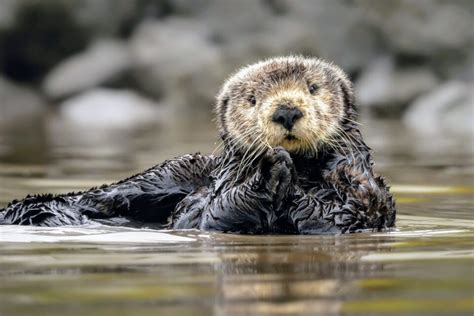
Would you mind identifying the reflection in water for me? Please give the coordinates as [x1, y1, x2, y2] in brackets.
[211, 234, 390, 315]
[0, 223, 472, 316]
[0, 113, 473, 315]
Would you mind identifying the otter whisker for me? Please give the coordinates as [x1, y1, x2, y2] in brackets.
[302, 133, 317, 157]
[224, 130, 252, 148]
[343, 117, 362, 126]
[334, 126, 362, 163]
[209, 139, 226, 157]
[301, 126, 329, 158]
[202, 140, 226, 171]
[323, 135, 340, 154]
[242, 139, 266, 171]
[234, 131, 264, 183]
[331, 130, 354, 163]
[233, 145, 263, 187]
[324, 129, 347, 154]
[262, 137, 272, 150]
[225, 128, 257, 152]
[336, 126, 363, 155]
[244, 144, 267, 175]
[322, 137, 341, 159]
[326, 134, 351, 162]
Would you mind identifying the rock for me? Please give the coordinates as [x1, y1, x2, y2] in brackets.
[358, 0, 474, 81]
[129, 18, 225, 113]
[432, 45, 474, 81]
[359, 0, 474, 56]
[0, 0, 90, 83]
[0, 0, 16, 28]
[403, 81, 474, 136]
[58, 88, 164, 129]
[43, 39, 132, 99]
[355, 57, 439, 115]
[196, 0, 380, 72]
[73, 0, 141, 37]
[282, 0, 381, 72]
[73, 0, 195, 37]
[0, 76, 45, 126]
[197, 0, 273, 42]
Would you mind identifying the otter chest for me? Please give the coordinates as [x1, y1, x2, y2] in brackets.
[292, 155, 329, 191]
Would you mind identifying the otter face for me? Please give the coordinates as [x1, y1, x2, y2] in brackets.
[216, 56, 354, 155]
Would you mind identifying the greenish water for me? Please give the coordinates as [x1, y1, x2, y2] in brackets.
[0, 116, 473, 316]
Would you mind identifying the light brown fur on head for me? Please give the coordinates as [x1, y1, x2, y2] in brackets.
[215, 56, 355, 156]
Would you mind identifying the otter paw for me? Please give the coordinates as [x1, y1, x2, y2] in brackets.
[267, 146, 293, 166]
[266, 147, 297, 181]
[260, 147, 296, 209]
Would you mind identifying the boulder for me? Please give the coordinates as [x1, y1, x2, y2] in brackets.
[0, 76, 45, 126]
[403, 81, 474, 136]
[0, 0, 16, 28]
[359, 0, 474, 56]
[129, 18, 225, 112]
[283, 0, 381, 72]
[0, 0, 90, 83]
[43, 39, 131, 99]
[58, 88, 164, 129]
[197, 0, 381, 72]
[355, 57, 439, 115]
[358, 0, 474, 81]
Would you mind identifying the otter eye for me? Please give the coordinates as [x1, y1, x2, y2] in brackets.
[309, 84, 319, 95]
[248, 95, 256, 106]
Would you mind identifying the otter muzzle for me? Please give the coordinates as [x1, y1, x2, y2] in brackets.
[272, 105, 303, 131]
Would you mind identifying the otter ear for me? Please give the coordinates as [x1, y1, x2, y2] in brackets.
[326, 63, 356, 112]
[216, 95, 229, 140]
[338, 77, 355, 110]
[337, 75, 358, 122]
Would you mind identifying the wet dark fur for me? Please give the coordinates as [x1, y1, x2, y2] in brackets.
[0, 57, 396, 234]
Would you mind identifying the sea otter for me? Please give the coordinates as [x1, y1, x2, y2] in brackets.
[0, 56, 396, 234]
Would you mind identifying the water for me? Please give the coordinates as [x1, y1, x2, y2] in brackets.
[0, 114, 473, 316]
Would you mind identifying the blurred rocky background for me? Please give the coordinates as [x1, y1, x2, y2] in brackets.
[0, 0, 472, 174]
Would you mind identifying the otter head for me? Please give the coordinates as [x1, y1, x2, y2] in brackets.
[215, 56, 356, 156]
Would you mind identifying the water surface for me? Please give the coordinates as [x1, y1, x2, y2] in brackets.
[0, 115, 473, 315]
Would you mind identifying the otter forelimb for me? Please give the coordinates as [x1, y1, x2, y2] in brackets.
[0, 154, 218, 226]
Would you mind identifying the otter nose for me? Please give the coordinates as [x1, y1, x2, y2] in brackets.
[272, 105, 303, 131]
